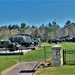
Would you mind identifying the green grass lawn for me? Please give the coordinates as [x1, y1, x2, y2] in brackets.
[34, 42, 75, 75]
[0, 43, 54, 62]
[34, 66, 75, 75]
[0, 60, 16, 75]
[0, 42, 75, 75]
[0, 42, 53, 75]
[0, 47, 52, 62]
[59, 42, 75, 50]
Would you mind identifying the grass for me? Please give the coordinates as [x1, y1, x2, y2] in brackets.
[59, 42, 75, 50]
[0, 43, 54, 62]
[34, 66, 75, 75]
[0, 60, 16, 75]
[0, 42, 75, 75]
[42, 42, 55, 46]
[60, 42, 75, 64]
[21, 46, 53, 61]
[0, 47, 52, 62]
[34, 42, 75, 75]
[0, 42, 54, 75]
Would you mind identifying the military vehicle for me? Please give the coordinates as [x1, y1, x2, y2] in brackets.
[9, 34, 41, 48]
[32, 37, 41, 46]
[0, 40, 20, 51]
[9, 34, 33, 47]
[17, 34, 41, 46]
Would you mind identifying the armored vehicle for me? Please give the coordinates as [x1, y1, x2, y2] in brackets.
[0, 40, 20, 51]
[9, 34, 33, 47]
[32, 38, 41, 46]
[17, 34, 41, 46]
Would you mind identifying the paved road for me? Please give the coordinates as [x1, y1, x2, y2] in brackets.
[1, 62, 40, 75]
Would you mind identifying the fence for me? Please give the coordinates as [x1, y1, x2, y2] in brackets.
[63, 49, 75, 65]
[0, 46, 52, 62]
[0, 47, 23, 62]
[43, 46, 52, 61]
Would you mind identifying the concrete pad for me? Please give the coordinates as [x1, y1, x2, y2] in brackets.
[1, 62, 40, 75]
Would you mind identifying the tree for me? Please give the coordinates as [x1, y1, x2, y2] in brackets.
[0, 25, 7, 30]
[1, 34, 8, 40]
[8, 24, 12, 30]
[52, 20, 60, 38]
[0, 26, 6, 34]
[20, 23, 26, 33]
[64, 20, 72, 37]
[39, 24, 45, 41]
[12, 24, 19, 30]
[8, 24, 13, 37]
[71, 22, 75, 37]
[21, 23, 26, 29]
[44, 25, 49, 41]
[35, 28, 40, 37]
[32, 25, 36, 28]
[65, 29, 68, 35]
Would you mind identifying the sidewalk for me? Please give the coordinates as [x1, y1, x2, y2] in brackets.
[1, 62, 40, 75]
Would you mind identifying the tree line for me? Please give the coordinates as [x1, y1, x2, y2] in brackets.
[0, 20, 75, 41]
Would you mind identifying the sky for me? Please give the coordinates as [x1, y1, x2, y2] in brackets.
[0, 0, 75, 27]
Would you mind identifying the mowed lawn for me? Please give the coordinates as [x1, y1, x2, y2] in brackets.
[0, 42, 75, 75]
[34, 66, 75, 75]
[0, 60, 16, 75]
[34, 42, 75, 75]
